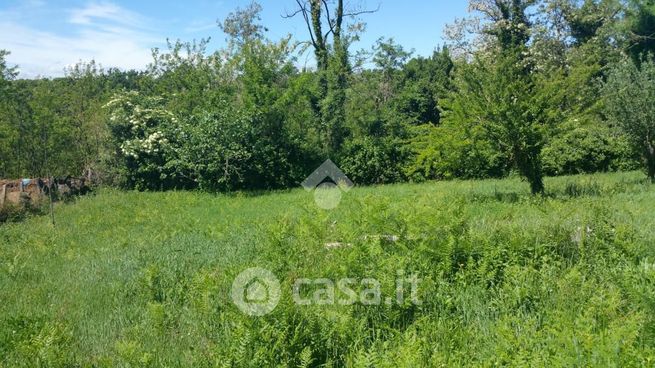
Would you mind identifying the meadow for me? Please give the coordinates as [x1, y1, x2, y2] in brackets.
[1, 171, 654, 367]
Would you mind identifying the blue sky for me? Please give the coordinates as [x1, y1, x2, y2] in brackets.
[0, 0, 469, 77]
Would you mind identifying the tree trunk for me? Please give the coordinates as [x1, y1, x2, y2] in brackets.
[515, 149, 545, 195]
[294, 0, 359, 155]
[310, 0, 327, 72]
[647, 142, 655, 183]
[529, 175, 545, 195]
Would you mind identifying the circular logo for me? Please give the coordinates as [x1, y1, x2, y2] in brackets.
[231, 268, 281, 316]
[313, 182, 343, 210]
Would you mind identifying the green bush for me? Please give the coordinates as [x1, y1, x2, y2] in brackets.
[339, 137, 409, 185]
[106, 91, 185, 190]
[405, 124, 509, 181]
[542, 120, 639, 176]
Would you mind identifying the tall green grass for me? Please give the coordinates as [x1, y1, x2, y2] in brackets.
[1, 172, 654, 367]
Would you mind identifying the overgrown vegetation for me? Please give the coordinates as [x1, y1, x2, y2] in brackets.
[604, 56, 655, 182]
[2, 1, 655, 365]
[1, 1, 655, 194]
[1, 171, 654, 366]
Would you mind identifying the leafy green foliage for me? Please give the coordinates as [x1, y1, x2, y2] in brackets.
[0, 50, 18, 178]
[396, 48, 454, 125]
[3, 1, 655, 364]
[0, 0, 650, 191]
[105, 32, 309, 191]
[603, 56, 655, 182]
[442, 48, 550, 194]
[624, 0, 655, 63]
[473, 0, 536, 50]
[338, 137, 409, 184]
[0, 59, 140, 179]
[0, 50, 17, 82]
[106, 91, 182, 190]
[542, 119, 639, 175]
[406, 124, 508, 181]
[550, 0, 622, 45]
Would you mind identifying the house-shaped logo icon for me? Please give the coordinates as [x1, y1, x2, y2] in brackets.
[302, 159, 354, 192]
[231, 268, 281, 317]
[245, 279, 269, 303]
[302, 160, 353, 210]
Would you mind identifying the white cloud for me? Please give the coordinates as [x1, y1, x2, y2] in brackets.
[69, 1, 144, 28]
[0, 1, 162, 78]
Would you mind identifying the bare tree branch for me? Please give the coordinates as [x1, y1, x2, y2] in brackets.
[283, 0, 379, 73]
[283, 0, 319, 50]
[285, 0, 380, 44]
[322, 0, 335, 40]
[342, 3, 380, 18]
[282, 8, 304, 18]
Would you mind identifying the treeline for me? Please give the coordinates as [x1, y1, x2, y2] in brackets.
[1, 0, 654, 193]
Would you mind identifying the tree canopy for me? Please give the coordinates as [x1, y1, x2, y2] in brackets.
[1, 0, 653, 192]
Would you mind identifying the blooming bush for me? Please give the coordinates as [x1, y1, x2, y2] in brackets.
[105, 92, 185, 190]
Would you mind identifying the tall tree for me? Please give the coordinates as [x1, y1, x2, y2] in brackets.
[63, 60, 110, 175]
[148, 38, 225, 116]
[398, 47, 454, 126]
[0, 50, 18, 177]
[470, 0, 536, 50]
[604, 57, 655, 182]
[219, 1, 268, 46]
[444, 51, 550, 194]
[0, 50, 18, 82]
[544, 0, 621, 45]
[443, 0, 550, 194]
[285, 0, 377, 154]
[624, 0, 655, 63]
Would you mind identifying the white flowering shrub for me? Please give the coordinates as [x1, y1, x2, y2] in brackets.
[105, 91, 299, 191]
[102, 37, 308, 192]
[105, 91, 183, 189]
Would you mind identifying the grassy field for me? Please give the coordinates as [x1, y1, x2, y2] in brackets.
[1, 172, 654, 367]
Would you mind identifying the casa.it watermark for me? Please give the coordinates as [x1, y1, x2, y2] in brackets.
[231, 268, 422, 316]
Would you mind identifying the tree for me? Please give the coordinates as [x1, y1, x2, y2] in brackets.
[369, 38, 412, 107]
[62, 60, 111, 175]
[398, 47, 454, 125]
[104, 2, 310, 191]
[470, 0, 536, 50]
[0, 50, 18, 82]
[147, 38, 225, 116]
[219, 1, 268, 46]
[624, 0, 655, 63]
[0, 50, 18, 177]
[443, 50, 549, 194]
[543, 0, 621, 45]
[219, 2, 310, 188]
[285, 0, 378, 154]
[604, 56, 655, 182]
[440, 0, 550, 194]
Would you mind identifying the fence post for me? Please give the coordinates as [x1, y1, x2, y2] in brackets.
[0, 184, 6, 208]
[48, 177, 55, 226]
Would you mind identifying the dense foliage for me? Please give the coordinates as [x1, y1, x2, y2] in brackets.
[3, 1, 655, 365]
[603, 56, 655, 182]
[1, 0, 654, 193]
